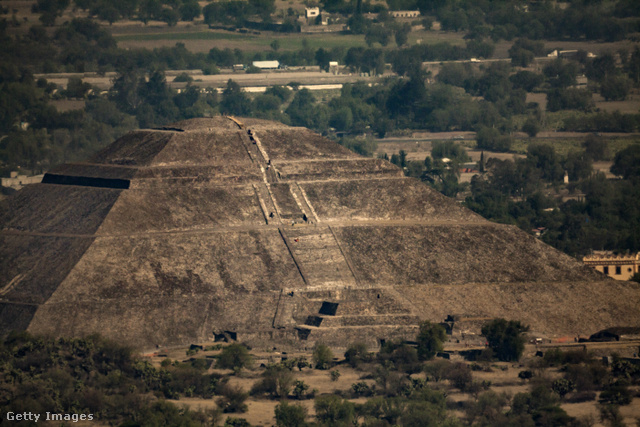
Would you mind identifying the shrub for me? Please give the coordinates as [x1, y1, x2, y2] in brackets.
[445, 362, 473, 392]
[423, 360, 451, 383]
[295, 356, 309, 371]
[250, 364, 295, 399]
[217, 344, 252, 373]
[224, 418, 251, 426]
[518, 370, 533, 380]
[344, 342, 369, 368]
[373, 366, 410, 397]
[351, 381, 374, 397]
[378, 341, 421, 373]
[552, 378, 575, 399]
[565, 390, 596, 403]
[481, 318, 529, 362]
[476, 127, 513, 152]
[599, 384, 632, 405]
[173, 72, 193, 82]
[292, 380, 310, 400]
[522, 117, 540, 137]
[312, 343, 333, 370]
[416, 321, 447, 361]
[314, 395, 355, 425]
[275, 401, 307, 427]
[202, 65, 220, 75]
[330, 370, 341, 382]
[542, 348, 565, 366]
[216, 384, 249, 413]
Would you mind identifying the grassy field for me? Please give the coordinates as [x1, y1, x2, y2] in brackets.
[111, 22, 466, 53]
[113, 28, 369, 53]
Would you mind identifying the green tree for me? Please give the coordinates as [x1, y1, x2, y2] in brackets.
[543, 58, 579, 88]
[445, 362, 472, 391]
[329, 107, 353, 131]
[583, 135, 609, 161]
[416, 321, 446, 361]
[250, 364, 295, 398]
[138, 0, 162, 24]
[221, 79, 252, 116]
[264, 85, 291, 102]
[600, 74, 632, 101]
[292, 380, 309, 399]
[394, 23, 411, 47]
[217, 384, 249, 413]
[275, 401, 307, 427]
[63, 76, 92, 98]
[510, 70, 544, 92]
[509, 38, 544, 67]
[431, 141, 470, 163]
[312, 343, 333, 369]
[216, 343, 252, 372]
[610, 144, 640, 179]
[286, 88, 329, 130]
[476, 127, 512, 152]
[522, 117, 540, 137]
[34, 0, 70, 26]
[160, 8, 179, 26]
[344, 342, 369, 368]
[365, 24, 392, 47]
[547, 88, 594, 112]
[314, 395, 355, 426]
[527, 142, 564, 182]
[249, 0, 276, 21]
[481, 318, 529, 362]
[179, 1, 201, 21]
[552, 378, 575, 399]
[563, 150, 593, 182]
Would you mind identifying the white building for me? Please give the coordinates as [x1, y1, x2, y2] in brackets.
[1, 171, 44, 190]
[390, 10, 420, 18]
[305, 7, 320, 18]
[252, 60, 280, 70]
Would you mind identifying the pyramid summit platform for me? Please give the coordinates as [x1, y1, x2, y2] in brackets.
[1, 117, 638, 349]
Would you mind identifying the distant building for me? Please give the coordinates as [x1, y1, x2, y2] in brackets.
[305, 7, 319, 18]
[390, 10, 420, 18]
[583, 252, 640, 281]
[532, 227, 546, 237]
[1, 171, 44, 190]
[252, 60, 280, 70]
[547, 50, 596, 59]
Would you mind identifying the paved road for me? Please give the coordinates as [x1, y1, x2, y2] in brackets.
[35, 70, 383, 90]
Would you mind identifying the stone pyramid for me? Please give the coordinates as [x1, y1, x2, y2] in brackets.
[1, 117, 638, 349]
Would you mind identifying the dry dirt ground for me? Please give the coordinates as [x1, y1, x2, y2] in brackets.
[150, 343, 640, 427]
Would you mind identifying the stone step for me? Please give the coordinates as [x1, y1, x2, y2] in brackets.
[293, 324, 421, 348]
[285, 227, 356, 287]
[304, 314, 421, 328]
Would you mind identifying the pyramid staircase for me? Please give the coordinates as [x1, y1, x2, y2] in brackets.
[272, 286, 422, 348]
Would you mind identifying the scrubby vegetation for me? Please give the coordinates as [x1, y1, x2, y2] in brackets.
[0, 332, 223, 425]
[4, 319, 639, 426]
